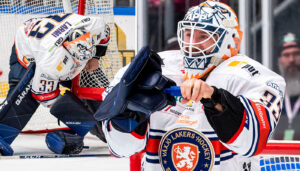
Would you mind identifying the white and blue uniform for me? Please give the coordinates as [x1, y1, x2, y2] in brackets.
[103, 50, 286, 170]
[14, 13, 107, 107]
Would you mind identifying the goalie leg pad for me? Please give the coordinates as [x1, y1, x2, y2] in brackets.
[50, 91, 96, 137]
[45, 130, 84, 154]
[0, 135, 14, 156]
[0, 63, 39, 144]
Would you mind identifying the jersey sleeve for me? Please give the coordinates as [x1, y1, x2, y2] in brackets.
[206, 56, 286, 157]
[31, 65, 60, 108]
[14, 21, 36, 68]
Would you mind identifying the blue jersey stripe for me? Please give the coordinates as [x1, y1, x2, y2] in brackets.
[149, 135, 162, 139]
[149, 129, 166, 133]
[246, 99, 261, 156]
[240, 96, 258, 157]
[146, 158, 160, 164]
[220, 153, 237, 161]
[146, 152, 158, 156]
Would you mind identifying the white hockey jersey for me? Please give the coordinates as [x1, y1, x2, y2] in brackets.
[103, 50, 286, 170]
[14, 13, 107, 107]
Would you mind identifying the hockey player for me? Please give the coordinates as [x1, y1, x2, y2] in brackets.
[0, 13, 110, 155]
[97, 1, 286, 170]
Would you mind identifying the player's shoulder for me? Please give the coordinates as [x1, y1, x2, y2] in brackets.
[208, 54, 286, 97]
[212, 54, 282, 80]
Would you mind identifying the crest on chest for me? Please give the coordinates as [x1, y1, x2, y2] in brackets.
[159, 127, 215, 171]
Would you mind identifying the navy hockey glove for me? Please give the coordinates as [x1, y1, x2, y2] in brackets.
[94, 47, 176, 132]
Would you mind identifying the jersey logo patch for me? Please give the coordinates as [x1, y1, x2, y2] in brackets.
[228, 61, 248, 67]
[228, 61, 260, 77]
[56, 61, 63, 71]
[173, 143, 198, 170]
[159, 127, 215, 171]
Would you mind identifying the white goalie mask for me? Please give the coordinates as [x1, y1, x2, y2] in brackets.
[63, 29, 96, 61]
[63, 24, 110, 62]
[177, 0, 243, 80]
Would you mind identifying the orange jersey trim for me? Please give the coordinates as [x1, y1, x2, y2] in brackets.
[14, 42, 28, 69]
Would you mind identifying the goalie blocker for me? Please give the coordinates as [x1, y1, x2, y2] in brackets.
[94, 46, 176, 133]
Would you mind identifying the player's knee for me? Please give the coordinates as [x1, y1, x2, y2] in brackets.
[45, 130, 84, 154]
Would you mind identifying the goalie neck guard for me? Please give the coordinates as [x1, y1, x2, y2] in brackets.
[177, 0, 243, 80]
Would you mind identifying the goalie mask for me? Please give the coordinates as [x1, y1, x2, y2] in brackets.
[63, 29, 96, 61]
[177, 0, 243, 80]
[63, 24, 110, 61]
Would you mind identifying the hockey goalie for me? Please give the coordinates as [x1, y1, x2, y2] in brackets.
[0, 13, 110, 156]
[94, 1, 286, 170]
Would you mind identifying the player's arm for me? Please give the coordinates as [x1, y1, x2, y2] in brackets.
[221, 75, 285, 157]
[181, 78, 246, 142]
[30, 65, 60, 108]
[102, 118, 148, 157]
[181, 74, 285, 157]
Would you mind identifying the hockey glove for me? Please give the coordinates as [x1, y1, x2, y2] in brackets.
[94, 47, 176, 131]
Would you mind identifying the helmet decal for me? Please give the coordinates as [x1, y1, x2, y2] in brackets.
[184, 2, 232, 26]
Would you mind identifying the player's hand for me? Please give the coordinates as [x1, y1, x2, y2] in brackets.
[180, 78, 214, 104]
[84, 58, 99, 72]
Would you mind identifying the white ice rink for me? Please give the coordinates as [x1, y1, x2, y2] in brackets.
[0, 133, 130, 171]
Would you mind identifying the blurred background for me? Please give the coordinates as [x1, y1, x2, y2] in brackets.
[115, 0, 300, 72]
